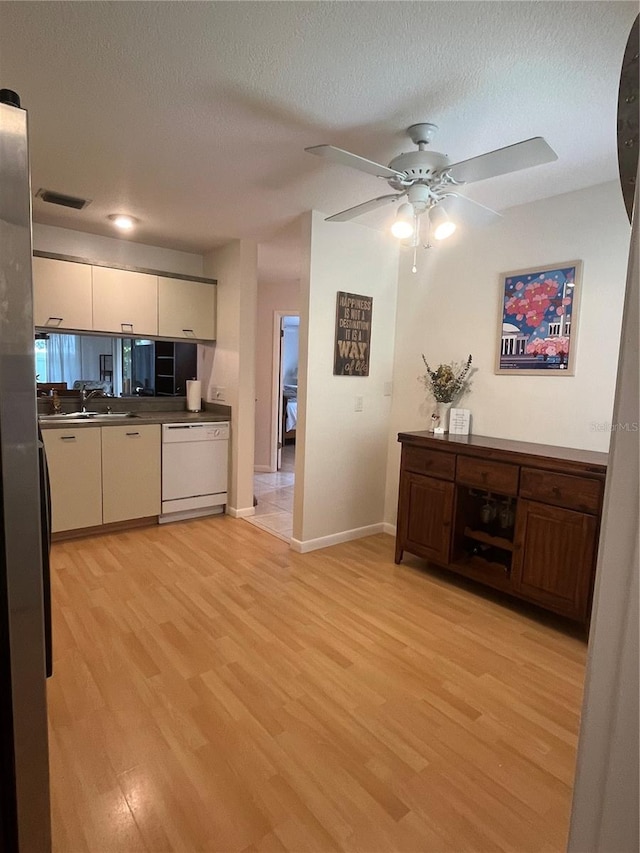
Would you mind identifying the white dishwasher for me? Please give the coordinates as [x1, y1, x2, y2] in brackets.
[160, 422, 229, 523]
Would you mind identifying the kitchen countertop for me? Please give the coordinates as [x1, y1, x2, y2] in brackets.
[39, 411, 230, 429]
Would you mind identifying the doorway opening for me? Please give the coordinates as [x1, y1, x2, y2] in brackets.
[277, 314, 299, 470]
[247, 312, 299, 541]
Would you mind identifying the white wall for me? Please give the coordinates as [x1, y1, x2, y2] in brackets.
[33, 223, 204, 277]
[254, 279, 300, 470]
[568, 182, 639, 853]
[293, 211, 398, 549]
[203, 240, 257, 515]
[384, 181, 630, 525]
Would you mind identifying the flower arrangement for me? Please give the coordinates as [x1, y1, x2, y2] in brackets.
[420, 354, 473, 403]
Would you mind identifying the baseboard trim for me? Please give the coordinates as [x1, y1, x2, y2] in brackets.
[290, 522, 386, 554]
[253, 465, 273, 473]
[52, 515, 157, 542]
[228, 506, 255, 518]
[382, 522, 396, 537]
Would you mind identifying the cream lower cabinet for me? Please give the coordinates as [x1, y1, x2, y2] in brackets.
[43, 427, 102, 532]
[44, 424, 161, 532]
[101, 425, 161, 523]
[157, 276, 216, 340]
[33, 256, 93, 330]
[92, 266, 158, 336]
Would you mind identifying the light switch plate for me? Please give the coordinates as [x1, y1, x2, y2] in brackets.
[354, 396, 363, 412]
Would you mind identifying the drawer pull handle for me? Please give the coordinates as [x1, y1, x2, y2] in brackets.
[126, 431, 140, 437]
[552, 486, 561, 496]
[121, 323, 134, 333]
[481, 471, 488, 481]
[46, 317, 63, 327]
[183, 328, 195, 337]
[60, 435, 76, 441]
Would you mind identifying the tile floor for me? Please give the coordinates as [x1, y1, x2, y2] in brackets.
[244, 443, 295, 541]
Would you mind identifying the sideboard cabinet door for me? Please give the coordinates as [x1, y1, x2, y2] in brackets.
[511, 499, 597, 621]
[397, 472, 454, 565]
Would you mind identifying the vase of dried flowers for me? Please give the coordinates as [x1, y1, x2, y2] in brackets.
[420, 354, 473, 432]
[431, 401, 453, 432]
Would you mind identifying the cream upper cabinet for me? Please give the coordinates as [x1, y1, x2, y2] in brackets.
[101, 424, 161, 523]
[92, 266, 158, 336]
[42, 427, 102, 532]
[32, 256, 93, 330]
[157, 276, 216, 340]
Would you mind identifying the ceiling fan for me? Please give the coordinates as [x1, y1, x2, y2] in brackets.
[306, 123, 557, 269]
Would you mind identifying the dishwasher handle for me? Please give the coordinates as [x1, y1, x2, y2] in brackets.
[162, 422, 230, 442]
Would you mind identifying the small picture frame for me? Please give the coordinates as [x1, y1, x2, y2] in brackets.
[449, 408, 471, 435]
[496, 261, 582, 375]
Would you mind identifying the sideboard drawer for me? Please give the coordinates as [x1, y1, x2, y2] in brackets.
[403, 446, 455, 480]
[456, 455, 519, 495]
[520, 468, 603, 514]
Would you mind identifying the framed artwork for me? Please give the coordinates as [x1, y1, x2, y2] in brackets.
[333, 291, 373, 376]
[496, 260, 582, 375]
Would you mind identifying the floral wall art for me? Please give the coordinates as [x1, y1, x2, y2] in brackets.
[496, 260, 582, 375]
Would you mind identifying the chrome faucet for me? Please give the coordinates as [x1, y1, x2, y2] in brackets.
[79, 386, 107, 412]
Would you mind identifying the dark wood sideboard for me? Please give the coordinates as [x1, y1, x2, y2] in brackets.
[395, 432, 608, 623]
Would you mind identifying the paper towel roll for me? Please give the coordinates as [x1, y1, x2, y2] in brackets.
[186, 380, 202, 412]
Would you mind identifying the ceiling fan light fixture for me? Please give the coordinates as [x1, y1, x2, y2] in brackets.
[429, 205, 456, 240]
[391, 203, 415, 239]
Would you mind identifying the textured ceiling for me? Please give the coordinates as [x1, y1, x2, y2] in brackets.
[0, 1, 636, 269]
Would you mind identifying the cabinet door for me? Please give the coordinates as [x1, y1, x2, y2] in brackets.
[32, 257, 93, 330]
[42, 428, 102, 532]
[511, 499, 597, 621]
[101, 425, 161, 523]
[157, 276, 216, 340]
[398, 472, 454, 564]
[92, 267, 158, 336]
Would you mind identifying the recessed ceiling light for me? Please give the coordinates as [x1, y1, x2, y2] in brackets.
[108, 213, 138, 231]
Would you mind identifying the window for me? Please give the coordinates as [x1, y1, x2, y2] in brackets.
[34, 338, 48, 381]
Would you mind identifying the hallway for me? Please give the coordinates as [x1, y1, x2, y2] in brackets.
[245, 444, 295, 541]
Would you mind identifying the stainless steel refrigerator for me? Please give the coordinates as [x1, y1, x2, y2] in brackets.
[0, 89, 52, 851]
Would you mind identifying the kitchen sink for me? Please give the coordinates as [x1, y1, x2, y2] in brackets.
[94, 412, 139, 418]
[40, 412, 138, 421]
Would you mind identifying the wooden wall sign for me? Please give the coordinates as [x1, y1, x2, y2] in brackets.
[333, 291, 373, 376]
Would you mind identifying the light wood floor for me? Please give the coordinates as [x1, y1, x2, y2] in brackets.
[48, 518, 587, 852]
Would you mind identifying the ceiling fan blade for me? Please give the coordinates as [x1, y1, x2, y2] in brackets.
[440, 194, 502, 229]
[446, 137, 558, 184]
[306, 144, 405, 181]
[326, 193, 405, 222]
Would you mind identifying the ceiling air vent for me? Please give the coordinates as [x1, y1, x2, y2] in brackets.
[35, 188, 91, 210]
